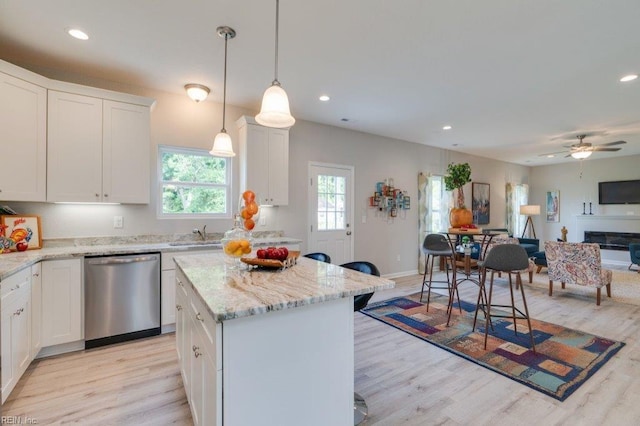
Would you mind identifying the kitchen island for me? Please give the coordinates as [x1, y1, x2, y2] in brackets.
[174, 252, 394, 426]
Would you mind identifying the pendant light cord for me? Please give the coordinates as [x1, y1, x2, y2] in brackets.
[222, 33, 228, 132]
[273, 0, 280, 85]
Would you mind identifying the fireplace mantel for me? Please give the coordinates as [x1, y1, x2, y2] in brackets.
[575, 215, 640, 220]
[574, 215, 640, 265]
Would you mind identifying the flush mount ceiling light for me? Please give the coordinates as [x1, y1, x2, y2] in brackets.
[210, 26, 237, 158]
[571, 150, 593, 159]
[319, 95, 330, 102]
[620, 74, 638, 82]
[255, 0, 295, 128]
[67, 28, 89, 40]
[185, 84, 210, 102]
[443, 125, 452, 130]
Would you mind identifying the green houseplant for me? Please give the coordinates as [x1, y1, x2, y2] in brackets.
[444, 162, 472, 227]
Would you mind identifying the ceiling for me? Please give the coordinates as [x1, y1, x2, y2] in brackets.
[1, 0, 639, 166]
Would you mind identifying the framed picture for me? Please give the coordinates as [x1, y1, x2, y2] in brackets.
[472, 182, 490, 225]
[546, 190, 560, 222]
[1, 215, 42, 251]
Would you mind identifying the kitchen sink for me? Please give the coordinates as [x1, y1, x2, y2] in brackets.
[168, 241, 222, 247]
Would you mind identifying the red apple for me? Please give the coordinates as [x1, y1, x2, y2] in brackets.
[16, 241, 28, 252]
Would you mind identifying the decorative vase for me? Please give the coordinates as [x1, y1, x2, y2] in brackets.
[449, 207, 473, 228]
[221, 214, 253, 269]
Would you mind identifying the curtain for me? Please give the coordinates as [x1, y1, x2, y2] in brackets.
[418, 173, 450, 273]
[506, 183, 529, 237]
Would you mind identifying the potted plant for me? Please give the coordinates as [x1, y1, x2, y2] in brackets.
[444, 162, 473, 227]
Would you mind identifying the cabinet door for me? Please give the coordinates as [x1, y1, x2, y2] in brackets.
[267, 128, 289, 205]
[47, 91, 103, 202]
[41, 259, 83, 347]
[242, 124, 270, 204]
[161, 269, 176, 326]
[1, 280, 31, 404]
[0, 72, 47, 202]
[31, 263, 42, 359]
[103, 100, 150, 204]
[189, 313, 203, 425]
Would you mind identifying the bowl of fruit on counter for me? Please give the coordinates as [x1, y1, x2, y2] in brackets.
[241, 246, 300, 270]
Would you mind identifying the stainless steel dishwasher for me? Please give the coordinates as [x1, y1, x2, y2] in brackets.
[84, 253, 161, 349]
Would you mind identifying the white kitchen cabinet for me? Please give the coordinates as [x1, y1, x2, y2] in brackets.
[47, 92, 151, 203]
[237, 115, 290, 206]
[176, 267, 222, 426]
[31, 262, 42, 359]
[1, 268, 32, 403]
[41, 259, 83, 347]
[0, 70, 47, 202]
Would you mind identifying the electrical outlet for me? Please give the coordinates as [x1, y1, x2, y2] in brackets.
[396, 255, 401, 262]
[362, 215, 367, 224]
[260, 216, 266, 226]
[113, 216, 123, 229]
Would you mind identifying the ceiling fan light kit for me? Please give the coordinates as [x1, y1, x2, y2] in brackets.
[541, 134, 626, 160]
[571, 150, 593, 160]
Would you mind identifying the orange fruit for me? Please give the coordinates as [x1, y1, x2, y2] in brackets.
[242, 190, 256, 203]
[246, 201, 259, 215]
[241, 208, 253, 220]
[244, 218, 255, 230]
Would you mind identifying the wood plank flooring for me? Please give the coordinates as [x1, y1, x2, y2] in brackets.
[3, 270, 640, 425]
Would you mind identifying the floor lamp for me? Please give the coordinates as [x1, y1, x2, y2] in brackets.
[520, 205, 540, 239]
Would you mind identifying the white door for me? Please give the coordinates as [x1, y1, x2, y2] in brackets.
[308, 163, 354, 265]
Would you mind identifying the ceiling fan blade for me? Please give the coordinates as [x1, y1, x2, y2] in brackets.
[600, 140, 626, 146]
[592, 147, 621, 152]
[539, 151, 568, 157]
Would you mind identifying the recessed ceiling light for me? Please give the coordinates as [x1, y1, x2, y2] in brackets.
[67, 28, 89, 40]
[319, 95, 330, 102]
[443, 125, 452, 130]
[620, 74, 638, 82]
[546, 154, 555, 158]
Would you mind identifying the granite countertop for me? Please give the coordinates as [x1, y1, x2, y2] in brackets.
[174, 253, 395, 322]
[0, 236, 303, 281]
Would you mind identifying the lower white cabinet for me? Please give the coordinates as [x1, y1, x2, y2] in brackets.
[31, 263, 42, 358]
[1, 268, 32, 403]
[41, 259, 83, 347]
[176, 268, 222, 426]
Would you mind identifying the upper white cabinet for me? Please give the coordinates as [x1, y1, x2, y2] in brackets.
[0, 70, 47, 202]
[47, 92, 151, 203]
[237, 116, 289, 206]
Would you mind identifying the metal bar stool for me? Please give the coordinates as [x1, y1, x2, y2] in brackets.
[473, 244, 536, 353]
[303, 252, 331, 263]
[421, 234, 459, 313]
[340, 261, 380, 426]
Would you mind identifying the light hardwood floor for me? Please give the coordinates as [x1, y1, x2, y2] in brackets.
[3, 271, 640, 425]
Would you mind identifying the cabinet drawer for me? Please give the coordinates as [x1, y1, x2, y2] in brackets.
[1, 268, 31, 300]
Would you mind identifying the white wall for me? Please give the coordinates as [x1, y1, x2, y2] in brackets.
[529, 155, 640, 263]
[9, 64, 530, 276]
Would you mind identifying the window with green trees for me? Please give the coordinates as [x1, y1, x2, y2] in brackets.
[158, 145, 231, 218]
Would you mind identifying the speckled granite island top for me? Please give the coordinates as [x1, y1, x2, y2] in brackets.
[174, 253, 395, 322]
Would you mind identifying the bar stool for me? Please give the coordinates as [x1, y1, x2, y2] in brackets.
[303, 252, 331, 263]
[421, 234, 458, 313]
[340, 261, 379, 426]
[473, 244, 536, 352]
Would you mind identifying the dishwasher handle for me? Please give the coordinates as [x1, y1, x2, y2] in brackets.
[87, 255, 159, 266]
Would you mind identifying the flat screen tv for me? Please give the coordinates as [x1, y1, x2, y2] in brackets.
[598, 180, 640, 205]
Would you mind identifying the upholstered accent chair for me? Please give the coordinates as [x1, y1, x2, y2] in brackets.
[629, 243, 640, 273]
[485, 236, 535, 284]
[544, 241, 612, 305]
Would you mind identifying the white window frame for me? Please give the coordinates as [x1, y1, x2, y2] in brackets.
[157, 145, 232, 219]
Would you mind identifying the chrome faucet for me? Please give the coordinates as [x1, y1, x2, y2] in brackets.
[192, 225, 207, 241]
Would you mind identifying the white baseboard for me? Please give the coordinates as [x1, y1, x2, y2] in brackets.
[383, 269, 419, 279]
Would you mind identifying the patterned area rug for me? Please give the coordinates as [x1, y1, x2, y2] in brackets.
[362, 292, 625, 401]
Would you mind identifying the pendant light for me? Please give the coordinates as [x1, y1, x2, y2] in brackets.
[255, 0, 295, 128]
[210, 26, 237, 157]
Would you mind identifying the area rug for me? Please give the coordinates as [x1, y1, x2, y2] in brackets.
[361, 292, 625, 401]
[530, 269, 640, 306]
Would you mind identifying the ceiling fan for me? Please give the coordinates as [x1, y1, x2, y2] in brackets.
[541, 134, 626, 159]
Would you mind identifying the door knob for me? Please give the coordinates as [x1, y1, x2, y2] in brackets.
[346, 231, 352, 236]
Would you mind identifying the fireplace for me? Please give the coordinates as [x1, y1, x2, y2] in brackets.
[583, 231, 640, 251]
